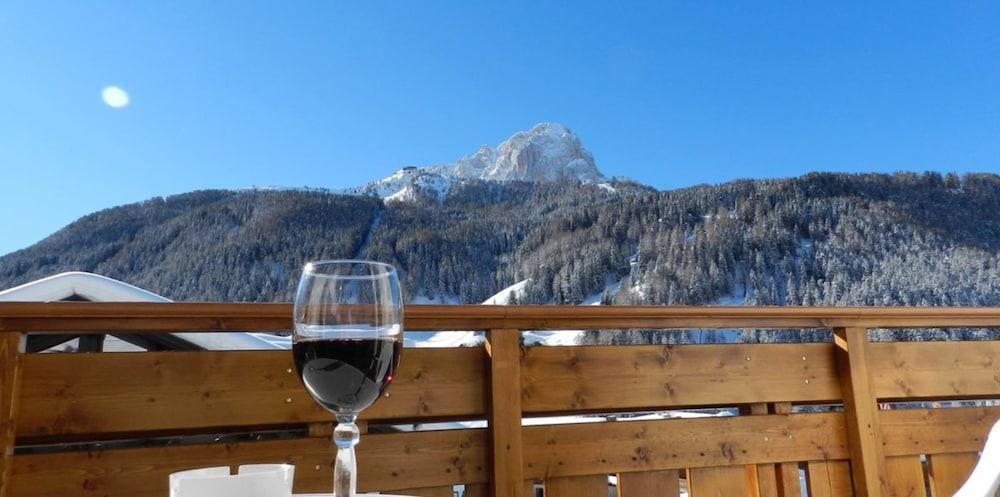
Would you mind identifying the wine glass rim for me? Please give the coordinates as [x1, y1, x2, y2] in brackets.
[302, 259, 397, 279]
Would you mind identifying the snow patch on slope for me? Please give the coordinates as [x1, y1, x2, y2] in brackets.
[482, 279, 529, 305]
[581, 276, 624, 305]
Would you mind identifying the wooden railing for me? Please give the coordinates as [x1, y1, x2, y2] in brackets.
[1, 303, 999, 497]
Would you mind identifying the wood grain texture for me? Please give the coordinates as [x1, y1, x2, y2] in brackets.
[834, 327, 888, 497]
[771, 403, 802, 497]
[6, 303, 1000, 497]
[688, 465, 750, 497]
[522, 413, 847, 479]
[522, 344, 840, 413]
[775, 459, 801, 497]
[10, 428, 487, 497]
[870, 341, 1000, 401]
[747, 404, 779, 497]
[927, 452, 978, 497]
[807, 461, 854, 497]
[524, 480, 538, 497]
[617, 470, 680, 497]
[752, 463, 780, 497]
[16, 347, 486, 438]
[883, 456, 924, 497]
[395, 486, 454, 497]
[0, 333, 22, 497]
[3, 302, 1000, 332]
[486, 329, 524, 497]
[544, 474, 608, 497]
[462, 483, 489, 497]
[881, 407, 1000, 456]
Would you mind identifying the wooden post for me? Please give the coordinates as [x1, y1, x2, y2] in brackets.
[486, 329, 524, 497]
[833, 327, 887, 497]
[0, 332, 24, 497]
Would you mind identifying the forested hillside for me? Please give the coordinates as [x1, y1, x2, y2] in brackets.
[1, 172, 998, 322]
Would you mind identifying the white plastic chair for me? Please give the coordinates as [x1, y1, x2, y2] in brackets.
[954, 418, 1000, 497]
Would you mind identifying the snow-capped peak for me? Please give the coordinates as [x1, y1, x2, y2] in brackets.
[352, 123, 606, 200]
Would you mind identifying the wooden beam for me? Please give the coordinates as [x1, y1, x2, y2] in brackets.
[522, 413, 848, 479]
[881, 406, 1000, 456]
[833, 327, 887, 497]
[3, 302, 1000, 332]
[486, 329, 524, 497]
[0, 333, 23, 497]
[869, 341, 1000, 400]
[11, 427, 488, 496]
[522, 344, 841, 414]
[17, 347, 485, 438]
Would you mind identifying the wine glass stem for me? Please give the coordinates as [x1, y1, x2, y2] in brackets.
[333, 414, 360, 497]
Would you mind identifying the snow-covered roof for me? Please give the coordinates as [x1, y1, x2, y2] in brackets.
[0, 272, 286, 351]
[0, 271, 169, 303]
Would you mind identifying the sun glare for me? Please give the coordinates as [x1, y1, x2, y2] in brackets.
[101, 86, 129, 108]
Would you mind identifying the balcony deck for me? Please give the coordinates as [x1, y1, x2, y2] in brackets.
[1, 303, 999, 497]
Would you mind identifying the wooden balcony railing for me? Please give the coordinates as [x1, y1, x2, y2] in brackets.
[1, 303, 999, 497]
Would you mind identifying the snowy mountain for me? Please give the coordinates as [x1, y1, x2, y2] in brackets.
[345, 167, 454, 202]
[350, 123, 607, 200]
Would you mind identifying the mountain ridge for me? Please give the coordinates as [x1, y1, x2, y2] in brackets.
[3, 125, 999, 341]
[1, 170, 998, 323]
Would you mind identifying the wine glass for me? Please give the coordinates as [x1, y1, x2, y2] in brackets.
[293, 260, 402, 497]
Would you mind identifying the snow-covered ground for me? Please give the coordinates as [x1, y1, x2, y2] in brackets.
[408, 276, 632, 348]
[580, 276, 624, 305]
[481, 279, 529, 305]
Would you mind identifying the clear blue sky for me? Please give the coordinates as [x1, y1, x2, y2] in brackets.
[2, 1, 999, 256]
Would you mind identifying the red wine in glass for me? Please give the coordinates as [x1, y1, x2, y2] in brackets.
[294, 336, 400, 413]
[293, 260, 402, 497]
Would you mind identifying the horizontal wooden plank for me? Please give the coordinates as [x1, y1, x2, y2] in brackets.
[10, 428, 487, 497]
[13, 408, 998, 497]
[870, 341, 1000, 400]
[522, 344, 841, 412]
[16, 347, 486, 437]
[3, 302, 1000, 332]
[881, 406, 1000, 456]
[522, 413, 848, 479]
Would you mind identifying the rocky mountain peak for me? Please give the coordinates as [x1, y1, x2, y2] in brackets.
[359, 123, 607, 200]
[451, 123, 605, 183]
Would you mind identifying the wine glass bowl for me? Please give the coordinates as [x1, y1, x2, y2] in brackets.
[293, 260, 402, 497]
